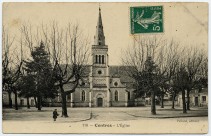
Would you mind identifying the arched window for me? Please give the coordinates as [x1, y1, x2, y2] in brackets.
[99, 55, 101, 64]
[115, 91, 118, 101]
[102, 55, 104, 64]
[95, 55, 98, 63]
[82, 90, 85, 102]
[128, 91, 130, 100]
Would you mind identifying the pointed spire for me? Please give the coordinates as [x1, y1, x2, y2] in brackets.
[94, 5, 105, 45]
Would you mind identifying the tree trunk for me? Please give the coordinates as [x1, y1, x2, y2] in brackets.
[182, 90, 187, 113]
[34, 96, 37, 108]
[187, 89, 190, 110]
[60, 84, 68, 117]
[37, 95, 41, 111]
[161, 94, 164, 108]
[8, 91, 13, 108]
[151, 91, 156, 115]
[27, 97, 30, 109]
[14, 90, 18, 110]
[172, 92, 175, 109]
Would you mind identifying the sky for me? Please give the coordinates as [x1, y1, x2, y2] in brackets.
[3, 2, 208, 65]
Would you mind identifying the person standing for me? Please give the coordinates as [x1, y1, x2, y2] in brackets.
[53, 109, 59, 121]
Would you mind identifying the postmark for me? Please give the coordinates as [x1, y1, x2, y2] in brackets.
[130, 6, 164, 34]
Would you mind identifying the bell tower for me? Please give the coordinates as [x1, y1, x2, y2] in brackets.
[89, 7, 110, 107]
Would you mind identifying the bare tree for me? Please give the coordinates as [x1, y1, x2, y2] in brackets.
[41, 22, 90, 117]
[156, 39, 180, 109]
[168, 46, 206, 113]
[122, 36, 179, 115]
[174, 62, 189, 113]
[2, 26, 23, 110]
[197, 55, 208, 88]
[184, 47, 207, 110]
[2, 26, 13, 108]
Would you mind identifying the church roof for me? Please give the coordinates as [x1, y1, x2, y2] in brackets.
[199, 88, 208, 94]
[109, 66, 135, 83]
[59, 65, 135, 83]
[75, 65, 136, 83]
[61, 65, 136, 91]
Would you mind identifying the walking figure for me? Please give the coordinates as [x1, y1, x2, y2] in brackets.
[53, 109, 59, 121]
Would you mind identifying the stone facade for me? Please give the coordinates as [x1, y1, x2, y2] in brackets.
[177, 88, 208, 107]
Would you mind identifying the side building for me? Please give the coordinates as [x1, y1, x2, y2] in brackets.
[177, 88, 208, 108]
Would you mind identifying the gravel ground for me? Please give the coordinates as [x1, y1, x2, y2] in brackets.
[2, 106, 208, 134]
[3, 106, 208, 121]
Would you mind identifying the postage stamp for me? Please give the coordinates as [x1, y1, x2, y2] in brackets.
[130, 6, 164, 34]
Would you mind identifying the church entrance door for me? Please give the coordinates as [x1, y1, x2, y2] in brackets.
[97, 98, 103, 107]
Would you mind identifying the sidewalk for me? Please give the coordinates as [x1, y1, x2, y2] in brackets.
[3, 106, 208, 122]
[3, 107, 92, 122]
[123, 107, 208, 118]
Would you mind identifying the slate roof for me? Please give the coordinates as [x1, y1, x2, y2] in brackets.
[199, 88, 208, 94]
[109, 66, 135, 83]
[61, 65, 136, 91]
[178, 88, 208, 95]
[60, 65, 135, 81]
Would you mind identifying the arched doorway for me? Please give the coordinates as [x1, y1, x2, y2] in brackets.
[97, 97, 103, 107]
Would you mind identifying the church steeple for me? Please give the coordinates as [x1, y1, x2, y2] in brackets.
[94, 6, 105, 45]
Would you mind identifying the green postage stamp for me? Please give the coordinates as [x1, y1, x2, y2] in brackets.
[130, 6, 163, 34]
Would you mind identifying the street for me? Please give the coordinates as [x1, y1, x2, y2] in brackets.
[2, 106, 208, 133]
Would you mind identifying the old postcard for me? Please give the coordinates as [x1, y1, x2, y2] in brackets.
[2, 2, 208, 134]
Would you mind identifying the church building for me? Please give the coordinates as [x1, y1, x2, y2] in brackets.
[63, 7, 137, 107]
